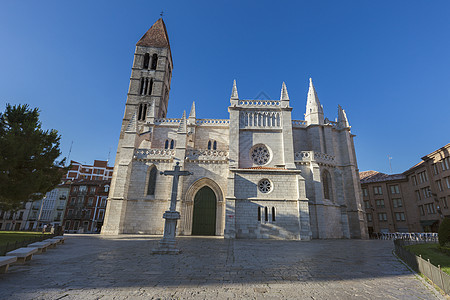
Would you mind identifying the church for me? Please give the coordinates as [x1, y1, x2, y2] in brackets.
[102, 18, 368, 239]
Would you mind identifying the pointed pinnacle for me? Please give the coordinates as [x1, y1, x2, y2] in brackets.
[338, 105, 349, 128]
[189, 101, 196, 118]
[280, 82, 289, 101]
[178, 110, 187, 133]
[231, 79, 239, 99]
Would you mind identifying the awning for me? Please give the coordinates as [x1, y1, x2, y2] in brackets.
[420, 220, 438, 226]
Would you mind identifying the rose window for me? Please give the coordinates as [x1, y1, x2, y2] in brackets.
[258, 179, 272, 193]
[251, 144, 270, 165]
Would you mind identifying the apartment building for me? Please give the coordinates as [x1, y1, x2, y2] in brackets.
[361, 143, 450, 234]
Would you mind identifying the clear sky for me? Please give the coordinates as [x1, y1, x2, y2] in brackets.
[1, 1, 449, 174]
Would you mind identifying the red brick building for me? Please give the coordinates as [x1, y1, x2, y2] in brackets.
[63, 179, 110, 233]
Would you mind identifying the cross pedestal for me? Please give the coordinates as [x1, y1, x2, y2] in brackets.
[152, 162, 192, 254]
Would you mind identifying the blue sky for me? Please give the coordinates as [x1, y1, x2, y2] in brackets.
[1, 1, 449, 174]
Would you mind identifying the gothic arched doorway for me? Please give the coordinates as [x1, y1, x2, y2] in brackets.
[192, 186, 216, 235]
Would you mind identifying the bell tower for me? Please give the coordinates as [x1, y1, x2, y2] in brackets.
[121, 18, 173, 134]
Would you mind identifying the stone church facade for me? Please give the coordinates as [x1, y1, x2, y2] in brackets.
[102, 18, 368, 239]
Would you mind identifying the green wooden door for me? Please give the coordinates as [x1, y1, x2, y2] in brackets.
[192, 186, 216, 235]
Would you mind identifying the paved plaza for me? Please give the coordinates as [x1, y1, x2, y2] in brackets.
[0, 235, 445, 299]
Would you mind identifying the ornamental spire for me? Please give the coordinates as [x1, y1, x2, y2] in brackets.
[305, 78, 324, 125]
[177, 111, 187, 133]
[189, 101, 196, 119]
[231, 79, 239, 99]
[337, 105, 350, 129]
[280, 82, 289, 101]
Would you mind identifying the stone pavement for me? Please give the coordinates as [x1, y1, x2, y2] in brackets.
[0, 235, 445, 299]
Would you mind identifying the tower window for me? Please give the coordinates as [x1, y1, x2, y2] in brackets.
[143, 53, 150, 69]
[257, 207, 261, 221]
[207, 141, 212, 150]
[164, 140, 169, 149]
[170, 140, 174, 149]
[272, 207, 276, 222]
[213, 141, 217, 150]
[148, 78, 153, 95]
[147, 166, 157, 196]
[139, 78, 145, 95]
[151, 54, 158, 70]
[138, 103, 147, 121]
[207, 140, 217, 150]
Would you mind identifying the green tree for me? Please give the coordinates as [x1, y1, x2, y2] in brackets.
[0, 104, 68, 210]
[439, 218, 450, 247]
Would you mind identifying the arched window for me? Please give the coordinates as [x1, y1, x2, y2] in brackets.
[143, 53, 150, 69]
[170, 140, 174, 149]
[264, 207, 268, 222]
[272, 207, 276, 222]
[207, 141, 212, 150]
[147, 166, 157, 196]
[257, 207, 261, 221]
[142, 104, 147, 120]
[322, 170, 333, 201]
[151, 54, 158, 70]
[213, 141, 217, 150]
[164, 140, 169, 149]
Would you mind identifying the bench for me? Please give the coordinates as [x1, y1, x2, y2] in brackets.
[43, 239, 60, 248]
[6, 247, 38, 264]
[53, 236, 66, 244]
[27, 241, 52, 254]
[0, 256, 17, 273]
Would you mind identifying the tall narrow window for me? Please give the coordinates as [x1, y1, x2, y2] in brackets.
[207, 141, 212, 150]
[164, 140, 169, 149]
[257, 207, 261, 221]
[272, 207, 276, 222]
[139, 78, 145, 95]
[151, 54, 158, 70]
[264, 206, 268, 222]
[322, 170, 333, 200]
[170, 140, 174, 149]
[147, 166, 157, 195]
[213, 141, 217, 150]
[148, 78, 153, 95]
[138, 103, 143, 120]
[144, 78, 149, 95]
[142, 104, 147, 120]
[143, 53, 150, 69]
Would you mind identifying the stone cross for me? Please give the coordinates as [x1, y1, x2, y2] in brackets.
[160, 162, 192, 212]
[152, 162, 192, 254]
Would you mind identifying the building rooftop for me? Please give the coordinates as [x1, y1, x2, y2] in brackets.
[359, 170, 406, 184]
[136, 18, 170, 49]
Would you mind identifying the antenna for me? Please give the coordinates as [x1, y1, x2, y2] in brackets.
[107, 147, 111, 166]
[388, 155, 393, 174]
[67, 141, 73, 166]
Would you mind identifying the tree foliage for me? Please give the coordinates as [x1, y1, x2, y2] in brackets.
[438, 218, 450, 246]
[0, 104, 68, 210]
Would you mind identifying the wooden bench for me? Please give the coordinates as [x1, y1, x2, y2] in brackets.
[0, 256, 17, 273]
[27, 241, 52, 254]
[6, 248, 38, 264]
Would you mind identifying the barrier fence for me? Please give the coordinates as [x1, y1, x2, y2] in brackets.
[373, 232, 438, 242]
[394, 239, 450, 295]
[0, 233, 56, 256]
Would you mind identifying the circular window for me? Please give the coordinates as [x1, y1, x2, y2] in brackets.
[250, 144, 271, 165]
[258, 179, 272, 193]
